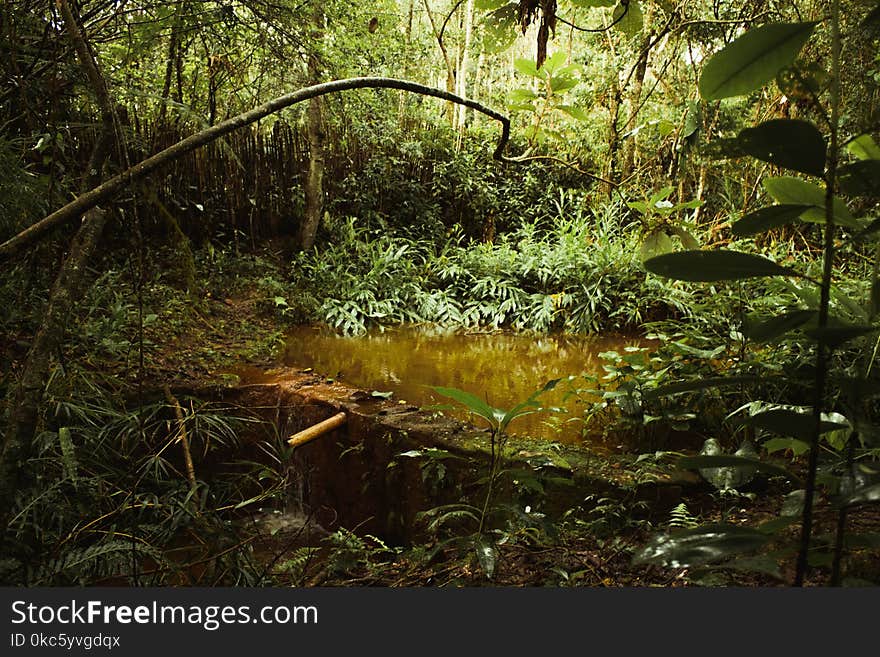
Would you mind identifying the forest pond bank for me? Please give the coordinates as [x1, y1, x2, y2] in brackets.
[236, 325, 653, 443]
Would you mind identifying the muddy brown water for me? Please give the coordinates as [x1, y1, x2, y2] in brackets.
[245, 325, 652, 444]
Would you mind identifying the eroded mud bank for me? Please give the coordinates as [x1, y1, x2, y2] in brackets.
[194, 367, 698, 545]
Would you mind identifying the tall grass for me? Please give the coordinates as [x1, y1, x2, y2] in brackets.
[0, 370, 282, 586]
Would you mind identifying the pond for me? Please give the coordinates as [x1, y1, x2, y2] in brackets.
[268, 325, 651, 444]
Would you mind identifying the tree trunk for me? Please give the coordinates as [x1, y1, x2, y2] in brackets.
[620, 4, 655, 179]
[158, 2, 185, 124]
[601, 28, 621, 199]
[300, 95, 325, 250]
[1, 208, 109, 502]
[603, 88, 622, 199]
[456, 0, 475, 139]
[422, 0, 457, 126]
[398, 0, 416, 127]
[299, 8, 326, 251]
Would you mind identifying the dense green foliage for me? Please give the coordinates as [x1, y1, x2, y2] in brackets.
[637, 7, 880, 586]
[2, 0, 880, 588]
[287, 197, 694, 334]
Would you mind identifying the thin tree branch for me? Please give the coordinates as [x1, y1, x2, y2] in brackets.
[505, 153, 612, 186]
[555, 1, 629, 34]
[439, 0, 467, 43]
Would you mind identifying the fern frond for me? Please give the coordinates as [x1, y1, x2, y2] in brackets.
[427, 509, 481, 534]
[668, 502, 699, 529]
[33, 540, 166, 585]
[277, 547, 320, 576]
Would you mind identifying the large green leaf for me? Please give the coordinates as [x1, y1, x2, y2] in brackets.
[758, 516, 800, 535]
[508, 88, 538, 102]
[742, 309, 817, 342]
[479, 4, 519, 54]
[557, 104, 590, 121]
[639, 230, 674, 262]
[737, 119, 826, 176]
[613, 0, 643, 37]
[431, 386, 498, 427]
[781, 489, 808, 516]
[731, 204, 815, 237]
[633, 524, 771, 568]
[669, 225, 701, 250]
[695, 438, 724, 487]
[804, 324, 877, 347]
[763, 437, 811, 456]
[541, 51, 569, 75]
[514, 58, 540, 78]
[741, 408, 849, 438]
[549, 75, 579, 93]
[830, 285, 869, 322]
[683, 99, 701, 140]
[677, 455, 799, 483]
[838, 160, 880, 197]
[644, 249, 797, 281]
[855, 218, 880, 242]
[846, 134, 880, 160]
[643, 375, 764, 399]
[720, 554, 786, 579]
[692, 439, 760, 490]
[698, 22, 818, 100]
[763, 176, 861, 228]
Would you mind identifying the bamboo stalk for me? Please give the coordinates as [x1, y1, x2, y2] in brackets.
[288, 412, 347, 448]
[163, 384, 197, 491]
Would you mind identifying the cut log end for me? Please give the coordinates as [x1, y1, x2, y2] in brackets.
[288, 412, 347, 449]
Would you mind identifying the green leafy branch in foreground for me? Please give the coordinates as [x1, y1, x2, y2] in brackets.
[419, 380, 559, 578]
[638, 7, 880, 586]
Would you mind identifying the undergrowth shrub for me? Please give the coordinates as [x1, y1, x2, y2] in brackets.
[290, 198, 696, 335]
[327, 123, 579, 240]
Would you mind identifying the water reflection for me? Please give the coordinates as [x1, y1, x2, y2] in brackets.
[279, 325, 649, 443]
